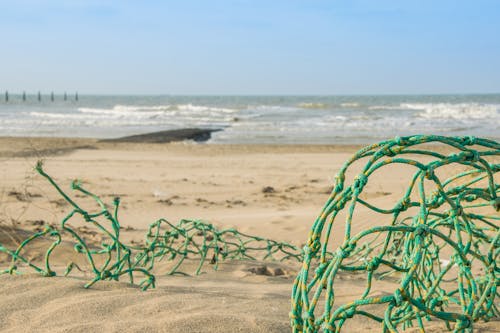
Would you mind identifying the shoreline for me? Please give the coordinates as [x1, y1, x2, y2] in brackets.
[0, 135, 366, 158]
[0, 132, 471, 159]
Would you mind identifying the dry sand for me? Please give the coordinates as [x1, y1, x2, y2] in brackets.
[0, 137, 498, 332]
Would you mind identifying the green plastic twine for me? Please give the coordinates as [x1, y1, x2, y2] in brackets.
[0, 135, 498, 333]
[290, 135, 499, 333]
[1, 161, 302, 291]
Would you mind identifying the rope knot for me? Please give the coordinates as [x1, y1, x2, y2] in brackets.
[448, 205, 463, 217]
[43, 270, 56, 277]
[394, 136, 407, 146]
[289, 309, 303, 330]
[321, 322, 335, 332]
[393, 288, 404, 306]
[453, 254, 471, 268]
[462, 150, 480, 162]
[455, 317, 471, 329]
[383, 146, 398, 157]
[306, 233, 321, 255]
[367, 257, 382, 271]
[48, 229, 59, 237]
[71, 179, 81, 190]
[315, 262, 327, 276]
[395, 197, 410, 212]
[425, 166, 436, 180]
[100, 270, 111, 279]
[428, 190, 442, 208]
[338, 243, 355, 259]
[462, 136, 476, 146]
[429, 298, 444, 309]
[334, 174, 345, 192]
[415, 224, 430, 237]
[341, 308, 356, 319]
[74, 243, 84, 253]
[491, 197, 500, 211]
[353, 174, 368, 191]
[81, 211, 92, 222]
[302, 311, 315, 326]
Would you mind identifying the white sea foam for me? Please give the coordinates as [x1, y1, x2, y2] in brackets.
[176, 104, 237, 113]
[340, 102, 360, 107]
[368, 105, 406, 110]
[30, 111, 100, 119]
[78, 104, 237, 118]
[254, 105, 299, 112]
[80, 108, 169, 119]
[298, 102, 328, 109]
[402, 103, 499, 120]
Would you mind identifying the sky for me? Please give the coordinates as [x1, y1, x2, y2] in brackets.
[1, 0, 499, 95]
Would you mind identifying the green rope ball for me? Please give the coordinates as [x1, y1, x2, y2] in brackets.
[291, 135, 499, 332]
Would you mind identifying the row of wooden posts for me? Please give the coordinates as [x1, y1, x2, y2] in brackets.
[3, 91, 78, 102]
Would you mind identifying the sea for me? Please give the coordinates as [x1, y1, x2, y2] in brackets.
[0, 94, 498, 144]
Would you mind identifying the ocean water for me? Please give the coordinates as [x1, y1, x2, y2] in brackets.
[0, 94, 498, 144]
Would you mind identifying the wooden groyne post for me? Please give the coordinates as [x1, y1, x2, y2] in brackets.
[2, 91, 79, 102]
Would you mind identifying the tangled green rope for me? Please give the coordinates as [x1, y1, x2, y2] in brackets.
[290, 135, 499, 332]
[1, 135, 498, 332]
[0, 161, 301, 290]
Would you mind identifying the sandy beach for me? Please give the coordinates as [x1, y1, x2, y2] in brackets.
[0, 137, 498, 332]
[3, 0, 499, 331]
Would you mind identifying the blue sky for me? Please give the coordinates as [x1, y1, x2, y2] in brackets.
[1, 0, 499, 95]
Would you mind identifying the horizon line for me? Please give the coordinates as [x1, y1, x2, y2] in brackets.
[2, 91, 500, 97]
